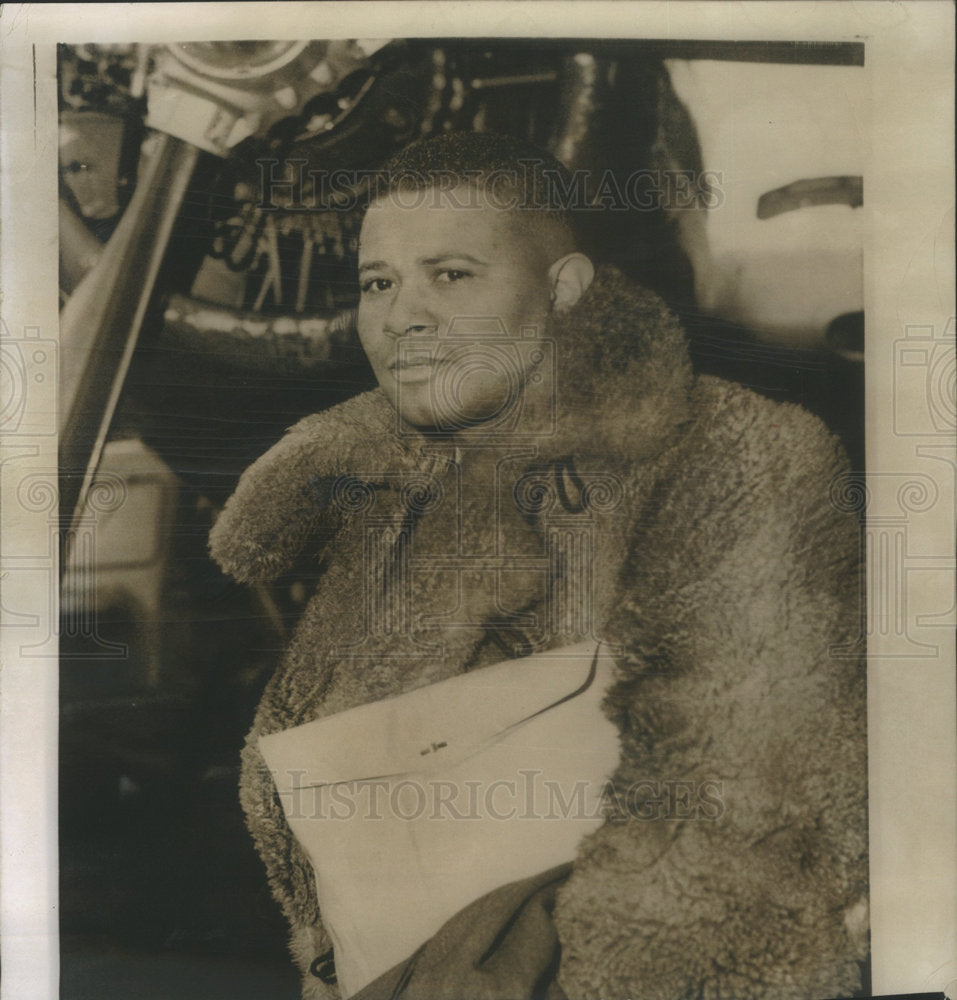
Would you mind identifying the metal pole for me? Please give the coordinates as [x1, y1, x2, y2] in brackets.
[58, 132, 201, 544]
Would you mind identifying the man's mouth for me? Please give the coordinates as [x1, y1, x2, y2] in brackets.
[391, 357, 433, 371]
[390, 352, 441, 373]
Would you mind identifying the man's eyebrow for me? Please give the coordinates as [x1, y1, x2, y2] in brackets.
[357, 260, 389, 275]
[419, 253, 488, 267]
[358, 253, 489, 275]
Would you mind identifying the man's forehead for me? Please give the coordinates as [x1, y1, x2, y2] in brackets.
[359, 195, 538, 261]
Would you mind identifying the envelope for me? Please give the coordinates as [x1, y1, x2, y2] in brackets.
[260, 640, 621, 998]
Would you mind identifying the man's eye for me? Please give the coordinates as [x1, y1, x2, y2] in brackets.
[360, 277, 393, 294]
[435, 269, 470, 285]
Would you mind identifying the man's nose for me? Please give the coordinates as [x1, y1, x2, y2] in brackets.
[384, 283, 439, 338]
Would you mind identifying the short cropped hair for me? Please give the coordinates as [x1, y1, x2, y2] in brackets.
[368, 131, 585, 255]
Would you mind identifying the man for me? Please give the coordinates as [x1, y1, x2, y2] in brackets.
[211, 131, 868, 1000]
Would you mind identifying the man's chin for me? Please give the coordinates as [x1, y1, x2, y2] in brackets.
[384, 380, 525, 437]
[388, 389, 442, 432]
[399, 406, 504, 438]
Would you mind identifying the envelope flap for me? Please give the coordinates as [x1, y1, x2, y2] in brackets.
[260, 640, 606, 791]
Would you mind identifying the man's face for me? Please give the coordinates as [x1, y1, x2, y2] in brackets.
[357, 185, 553, 432]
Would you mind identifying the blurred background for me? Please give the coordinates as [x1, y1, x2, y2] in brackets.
[54, 37, 866, 999]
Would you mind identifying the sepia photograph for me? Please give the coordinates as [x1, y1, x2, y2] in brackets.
[1, 4, 954, 1000]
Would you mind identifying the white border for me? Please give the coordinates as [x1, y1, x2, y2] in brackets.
[1, 4, 954, 999]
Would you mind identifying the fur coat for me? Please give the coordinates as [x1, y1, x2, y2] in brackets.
[209, 266, 868, 1000]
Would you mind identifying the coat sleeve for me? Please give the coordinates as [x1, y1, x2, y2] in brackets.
[208, 389, 408, 583]
[555, 378, 869, 1000]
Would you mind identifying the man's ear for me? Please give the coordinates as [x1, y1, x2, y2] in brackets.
[548, 253, 595, 313]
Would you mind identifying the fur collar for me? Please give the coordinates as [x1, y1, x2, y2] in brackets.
[539, 264, 693, 464]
